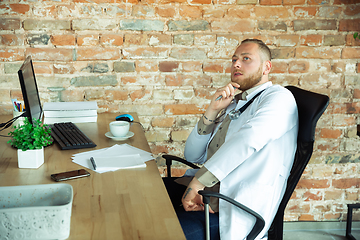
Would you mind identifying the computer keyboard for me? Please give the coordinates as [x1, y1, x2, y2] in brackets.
[48, 122, 97, 150]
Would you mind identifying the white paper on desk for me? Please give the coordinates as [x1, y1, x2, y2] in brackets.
[71, 144, 153, 173]
[93, 154, 146, 171]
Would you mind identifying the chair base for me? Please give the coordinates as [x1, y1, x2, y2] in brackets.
[346, 203, 360, 240]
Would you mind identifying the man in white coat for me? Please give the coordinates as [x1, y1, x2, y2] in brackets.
[164, 39, 299, 240]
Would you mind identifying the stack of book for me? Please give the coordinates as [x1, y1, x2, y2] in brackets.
[43, 101, 98, 124]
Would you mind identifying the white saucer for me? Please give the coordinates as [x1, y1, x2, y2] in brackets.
[105, 131, 134, 141]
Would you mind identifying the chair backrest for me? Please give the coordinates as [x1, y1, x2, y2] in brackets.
[268, 86, 329, 240]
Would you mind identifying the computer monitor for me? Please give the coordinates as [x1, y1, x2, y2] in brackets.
[18, 56, 43, 124]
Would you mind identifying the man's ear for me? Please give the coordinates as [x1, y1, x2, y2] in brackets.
[263, 60, 272, 75]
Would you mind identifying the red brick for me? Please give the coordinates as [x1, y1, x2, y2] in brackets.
[330, 103, 347, 114]
[294, 7, 317, 17]
[182, 61, 202, 72]
[130, 89, 151, 101]
[151, 117, 175, 128]
[26, 48, 73, 61]
[164, 104, 205, 115]
[203, 8, 225, 18]
[104, 90, 128, 101]
[135, 60, 158, 72]
[286, 203, 311, 213]
[180, 6, 202, 18]
[346, 102, 360, 114]
[53, 63, 74, 74]
[9, 90, 23, 101]
[317, 139, 340, 150]
[203, 62, 224, 73]
[158, 0, 186, 3]
[77, 34, 99, 46]
[344, 5, 360, 17]
[298, 214, 315, 221]
[342, 48, 360, 59]
[339, 19, 360, 32]
[289, 61, 309, 73]
[333, 179, 360, 189]
[270, 61, 289, 73]
[0, 18, 20, 30]
[124, 34, 148, 46]
[0, 34, 24, 46]
[0, 4, 30, 15]
[278, 35, 300, 47]
[211, 20, 255, 32]
[255, 6, 289, 18]
[123, 47, 168, 59]
[121, 76, 136, 84]
[325, 190, 343, 200]
[85, 89, 106, 100]
[100, 34, 124, 46]
[300, 34, 323, 46]
[283, 0, 305, 4]
[73, 0, 113, 2]
[76, 48, 121, 60]
[33, 62, 52, 74]
[226, 6, 251, 19]
[308, 0, 330, 4]
[303, 191, 322, 201]
[167, 74, 211, 87]
[194, 88, 212, 100]
[297, 179, 330, 189]
[190, 0, 211, 3]
[334, 0, 359, 4]
[324, 213, 341, 220]
[0, 90, 10, 102]
[159, 61, 180, 72]
[156, 6, 176, 18]
[60, 90, 85, 102]
[259, 0, 282, 5]
[0, 48, 24, 61]
[345, 190, 358, 201]
[296, 47, 341, 59]
[354, 89, 360, 99]
[320, 128, 342, 138]
[51, 34, 75, 46]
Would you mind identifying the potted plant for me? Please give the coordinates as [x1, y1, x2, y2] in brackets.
[7, 118, 52, 169]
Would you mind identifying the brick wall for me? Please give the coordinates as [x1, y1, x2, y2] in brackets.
[0, 0, 359, 222]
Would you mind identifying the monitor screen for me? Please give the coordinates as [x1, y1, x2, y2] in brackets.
[18, 56, 43, 124]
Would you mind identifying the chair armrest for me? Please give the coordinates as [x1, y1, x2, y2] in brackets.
[198, 190, 265, 240]
[162, 154, 200, 178]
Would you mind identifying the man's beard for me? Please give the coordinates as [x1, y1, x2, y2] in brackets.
[232, 66, 263, 91]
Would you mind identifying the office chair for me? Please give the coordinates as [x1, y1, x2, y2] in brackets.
[163, 86, 329, 240]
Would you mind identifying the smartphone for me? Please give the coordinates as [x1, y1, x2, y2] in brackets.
[51, 169, 90, 182]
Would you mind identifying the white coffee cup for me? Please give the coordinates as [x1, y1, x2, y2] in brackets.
[109, 121, 130, 137]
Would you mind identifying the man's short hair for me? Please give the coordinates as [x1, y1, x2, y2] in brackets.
[241, 39, 271, 62]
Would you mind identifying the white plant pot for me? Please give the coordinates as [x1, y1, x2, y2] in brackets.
[17, 147, 44, 169]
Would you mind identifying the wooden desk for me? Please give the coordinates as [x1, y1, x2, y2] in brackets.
[0, 113, 185, 240]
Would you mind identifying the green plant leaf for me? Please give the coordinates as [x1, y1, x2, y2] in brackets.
[7, 118, 52, 151]
[354, 32, 359, 40]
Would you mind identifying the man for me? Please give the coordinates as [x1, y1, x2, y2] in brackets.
[165, 39, 299, 239]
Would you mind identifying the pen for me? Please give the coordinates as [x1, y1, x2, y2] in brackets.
[90, 157, 97, 170]
[215, 86, 237, 101]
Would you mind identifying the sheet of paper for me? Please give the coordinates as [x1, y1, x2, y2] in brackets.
[71, 144, 153, 173]
[93, 154, 146, 171]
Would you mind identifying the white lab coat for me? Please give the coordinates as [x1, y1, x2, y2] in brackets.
[184, 83, 298, 240]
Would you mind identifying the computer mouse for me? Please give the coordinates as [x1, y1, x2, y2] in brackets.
[115, 114, 134, 122]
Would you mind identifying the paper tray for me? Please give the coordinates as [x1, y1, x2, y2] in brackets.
[0, 184, 73, 240]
